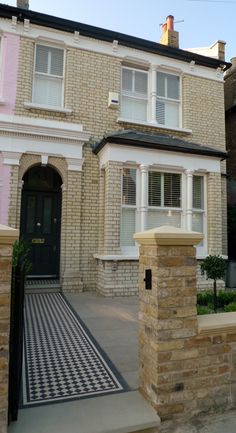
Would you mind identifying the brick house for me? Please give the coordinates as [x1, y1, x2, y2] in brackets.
[0, 1, 230, 294]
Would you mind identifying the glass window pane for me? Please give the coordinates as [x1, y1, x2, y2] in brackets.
[26, 196, 36, 234]
[122, 69, 133, 91]
[148, 172, 161, 206]
[121, 96, 147, 121]
[33, 76, 62, 106]
[35, 45, 49, 73]
[192, 212, 203, 233]
[157, 72, 166, 97]
[164, 173, 181, 207]
[193, 176, 204, 209]
[120, 208, 136, 246]
[156, 100, 165, 125]
[147, 209, 181, 229]
[50, 47, 64, 76]
[135, 71, 147, 95]
[167, 75, 179, 99]
[165, 102, 179, 128]
[122, 168, 136, 205]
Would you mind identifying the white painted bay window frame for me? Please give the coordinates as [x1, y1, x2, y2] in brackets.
[32, 43, 65, 109]
[120, 166, 207, 257]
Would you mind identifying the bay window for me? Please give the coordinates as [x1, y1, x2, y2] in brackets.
[33, 44, 64, 107]
[120, 168, 206, 255]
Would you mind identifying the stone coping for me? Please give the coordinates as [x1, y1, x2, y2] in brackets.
[134, 225, 203, 246]
[0, 224, 19, 244]
[198, 312, 236, 335]
[93, 253, 138, 261]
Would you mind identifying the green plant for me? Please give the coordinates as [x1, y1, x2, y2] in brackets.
[217, 290, 236, 308]
[200, 255, 226, 313]
[197, 291, 214, 306]
[224, 302, 236, 312]
[197, 305, 214, 315]
[12, 239, 32, 276]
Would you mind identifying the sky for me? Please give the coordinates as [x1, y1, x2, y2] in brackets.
[3, 0, 236, 62]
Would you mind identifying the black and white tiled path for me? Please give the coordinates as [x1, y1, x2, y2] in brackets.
[22, 293, 127, 407]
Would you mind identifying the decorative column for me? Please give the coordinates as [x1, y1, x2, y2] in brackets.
[185, 169, 194, 231]
[140, 164, 149, 232]
[150, 65, 157, 124]
[134, 225, 203, 420]
[0, 224, 19, 433]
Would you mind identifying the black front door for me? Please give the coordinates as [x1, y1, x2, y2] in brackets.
[20, 166, 62, 278]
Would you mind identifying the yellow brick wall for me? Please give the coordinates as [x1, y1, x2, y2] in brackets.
[12, 36, 227, 293]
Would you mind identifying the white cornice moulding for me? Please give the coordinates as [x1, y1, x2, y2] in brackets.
[0, 114, 91, 142]
[2, 151, 22, 165]
[0, 18, 225, 83]
[66, 158, 84, 171]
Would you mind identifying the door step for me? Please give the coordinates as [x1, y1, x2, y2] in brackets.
[25, 279, 61, 292]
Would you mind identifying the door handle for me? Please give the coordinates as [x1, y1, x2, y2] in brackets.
[36, 222, 41, 227]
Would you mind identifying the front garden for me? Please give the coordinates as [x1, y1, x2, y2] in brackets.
[197, 290, 236, 314]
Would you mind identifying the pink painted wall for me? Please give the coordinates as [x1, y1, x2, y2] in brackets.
[0, 33, 20, 114]
[0, 154, 11, 225]
[0, 33, 20, 224]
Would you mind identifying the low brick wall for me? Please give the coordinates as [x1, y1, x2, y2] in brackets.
[96, 259, 139, 296]
[134, 226, 235, 423]
[0, 225, 18, 433]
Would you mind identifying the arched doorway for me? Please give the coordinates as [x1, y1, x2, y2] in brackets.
[20, 165, 62, 279]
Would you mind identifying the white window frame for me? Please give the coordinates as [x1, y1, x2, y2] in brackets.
[32, 43, 65, 109]
[119, 166, 207, 258]
[156, 70, 181, 128]
[120, 166, 138, 254]
[192, 173, 207, 257]
[120, 66, 148, 123]
[147, 170, 182, 230]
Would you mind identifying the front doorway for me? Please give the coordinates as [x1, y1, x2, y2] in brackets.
[20, 165, 62, 279]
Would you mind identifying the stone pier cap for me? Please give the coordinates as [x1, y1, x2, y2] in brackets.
[0, 224, 19, 244]
[133, 225, 203, 246]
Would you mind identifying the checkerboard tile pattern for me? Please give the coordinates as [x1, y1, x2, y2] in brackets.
[22, 293, 126, 407]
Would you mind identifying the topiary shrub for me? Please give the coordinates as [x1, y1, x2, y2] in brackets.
[200, 255, 226, 312]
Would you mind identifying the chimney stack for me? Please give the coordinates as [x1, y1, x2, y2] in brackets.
[17, 0, 29, 9]
[160, 15, 179, 49]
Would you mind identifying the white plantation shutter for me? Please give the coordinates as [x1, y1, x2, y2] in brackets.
[33, 45, 64, 107]
[121, 168, 136, 247]
[147, 171, 182, 230]
[164, 173, 181, 207]
[121, 68, 147, 121]
[192, 175, 204, 235]
[148, 172, 161, 206]
[193, 176, 203, 209]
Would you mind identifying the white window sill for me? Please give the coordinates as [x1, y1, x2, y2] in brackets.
[0, 99, 6, 106]
[117, 117, 192, 134]
[24, 102, 73, 114]
[93, 253, 138, 261]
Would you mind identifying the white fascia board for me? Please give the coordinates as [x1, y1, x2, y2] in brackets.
[0, 114, 90, 142]
[0, 19, 224, 83]
[0, 135, 84, 160]
[99, 143, 221, 173]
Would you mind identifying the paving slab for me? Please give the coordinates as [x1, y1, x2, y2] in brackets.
[8, 391, 160, 433]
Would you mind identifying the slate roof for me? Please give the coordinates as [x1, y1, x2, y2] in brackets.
[93, 130, 227, 159]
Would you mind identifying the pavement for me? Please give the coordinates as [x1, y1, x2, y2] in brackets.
[8, 291, 236, 433]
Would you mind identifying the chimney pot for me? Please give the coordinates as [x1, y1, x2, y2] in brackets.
[166, 15, 174, 31]
[17, 0, 29, 9]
